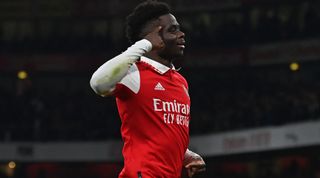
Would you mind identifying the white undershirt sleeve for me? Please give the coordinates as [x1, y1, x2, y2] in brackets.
[119, 63, 140, 94]
[90, 39, 152, 96]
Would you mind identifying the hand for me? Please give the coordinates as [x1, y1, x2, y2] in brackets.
[144, 26, 165, 50]
[185, 157, 206, 178]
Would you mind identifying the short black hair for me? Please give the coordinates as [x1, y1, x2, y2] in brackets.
[126, 0, 170, 44]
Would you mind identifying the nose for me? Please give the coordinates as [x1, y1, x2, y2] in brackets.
[178, 30, 185, 39]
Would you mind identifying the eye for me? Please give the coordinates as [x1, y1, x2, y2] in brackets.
[169, 25, 180, 32]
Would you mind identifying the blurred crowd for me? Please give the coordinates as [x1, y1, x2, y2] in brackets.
[0, 0, 320, 142]
[212, 145, 320, 178]
[0, 1, 319, 53]
[1, 151, 319, 178]
[0, 75, 121, 141]
[186, 1, 320, 48]
[186, 64, 320, 135]
[1, 2, 320, 178]
[0, 62, 319, 141]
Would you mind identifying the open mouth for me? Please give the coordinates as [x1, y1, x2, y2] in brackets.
[177, 44, 185, 49]
[177, 41, 186, 49]
[177, 38, 186, 49]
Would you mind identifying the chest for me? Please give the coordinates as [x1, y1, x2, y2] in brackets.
[138, 70, 190, 106]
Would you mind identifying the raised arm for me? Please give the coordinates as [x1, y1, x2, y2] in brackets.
[90, 39, 152, 96]
[90, 26, 164, 97]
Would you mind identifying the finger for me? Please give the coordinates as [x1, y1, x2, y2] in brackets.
[188, 167, 199, 177]
[185, 163, 206, 169]
[186, 165, 206, 175]
[187, 168, 194, 178]
[188, 167, 205, 178]
[156, 26, 163, 40]
[196, 167, 206, 172]
[153, 26, 162, 33]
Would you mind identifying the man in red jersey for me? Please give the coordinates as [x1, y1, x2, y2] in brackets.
[90, 0, 205, 177]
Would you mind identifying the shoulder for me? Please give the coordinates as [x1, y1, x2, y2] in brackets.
[175, 71, 189, 89]
[119, 63, 141, 94]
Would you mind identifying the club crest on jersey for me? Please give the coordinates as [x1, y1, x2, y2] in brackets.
[154, 82, 165, 91]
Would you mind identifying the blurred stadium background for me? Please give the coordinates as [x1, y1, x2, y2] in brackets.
[1, 0, 320, 177]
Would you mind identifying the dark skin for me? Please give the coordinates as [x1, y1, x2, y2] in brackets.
[143, 13, 186, 68]
[143, 13, 206, 178]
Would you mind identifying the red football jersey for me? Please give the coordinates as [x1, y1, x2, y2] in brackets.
[114, 57, 190, 178]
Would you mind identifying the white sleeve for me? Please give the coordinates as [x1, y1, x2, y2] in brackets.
[90, 39, 152, 96]
[119, 63, 140, 94]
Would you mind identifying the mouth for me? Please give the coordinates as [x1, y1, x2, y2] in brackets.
[177, 40, 186, 49]
[177, 44, 185, 49]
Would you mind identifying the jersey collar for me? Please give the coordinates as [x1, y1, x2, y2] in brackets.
[141, 56, 176, 75]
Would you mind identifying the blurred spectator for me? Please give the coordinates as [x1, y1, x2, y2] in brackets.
[1, 1, 319, 53]
[0, 61, 320, 141]
[0, 0, 320, 141]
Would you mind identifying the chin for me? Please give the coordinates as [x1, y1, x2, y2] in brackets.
[178, 50, 184, 56]
[173, 53, 184, 59]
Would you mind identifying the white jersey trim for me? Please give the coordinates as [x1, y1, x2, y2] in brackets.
[119, 63, 140, 94]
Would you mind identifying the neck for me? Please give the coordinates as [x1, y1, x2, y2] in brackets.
[145, 52, 172, 68]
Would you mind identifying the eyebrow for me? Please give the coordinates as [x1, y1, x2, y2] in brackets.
[168, 24, 180, 30]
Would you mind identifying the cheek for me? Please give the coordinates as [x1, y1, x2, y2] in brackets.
[163, 33, 177, 44]
[164, 39, 177, 49]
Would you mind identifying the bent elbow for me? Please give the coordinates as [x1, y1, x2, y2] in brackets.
[90, 76, 113, 97]
[89, 76, 102, 94]
[90, 76, 99, 93]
